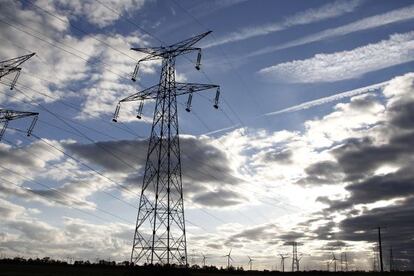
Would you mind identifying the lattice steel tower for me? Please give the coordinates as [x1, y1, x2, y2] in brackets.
[0, 53, 38, 140]
[113, 31, 220, 265]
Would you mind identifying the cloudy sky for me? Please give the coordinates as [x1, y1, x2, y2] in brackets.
[1, 0, 414, 271]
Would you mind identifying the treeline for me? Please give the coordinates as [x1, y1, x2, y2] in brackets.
[0, 257, 247, 273]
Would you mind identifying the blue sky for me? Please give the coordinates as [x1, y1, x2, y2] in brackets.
[1, 0, 414, 271]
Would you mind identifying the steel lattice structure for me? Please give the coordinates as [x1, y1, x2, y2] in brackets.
[113, 31, 220, 265]
[0, 109, 38, 141]
[0, 53, 35, 90]
[0, 53, 38, 140]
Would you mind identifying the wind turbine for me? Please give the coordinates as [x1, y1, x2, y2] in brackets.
[331, 252, 338, 272]
[297, 254, 303, 271]
[201, 254, 207, 267]
[279, 254, 289, 272]
[247, 256, 253, 270]
[223, 249, 233, 269]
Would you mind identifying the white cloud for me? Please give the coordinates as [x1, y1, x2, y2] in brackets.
[263, 80, 388, 117]
[204, 0, 363, 48]
[259, 31, 414, 83]
[54, 0, 147, 28]
[0, 0, 154, 120]
[249, 4, 414, 57]
[1, 73, 414, 268]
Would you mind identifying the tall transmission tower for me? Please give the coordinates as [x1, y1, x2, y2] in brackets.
[291, 241, 300, 272]
[0, 53, 35, 90]
[0, 53, 38, 139]
[113, 31, 220, 265]
[340, 252, 348, 272]
[0, 109, 38, 141]
[389, 247, 394, 272]
[377, 227, 384, 272]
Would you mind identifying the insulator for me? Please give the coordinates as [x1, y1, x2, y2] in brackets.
[112, 103, 120, 122]
[185, 92, 193, 112]
[131, 62, 139, 82]
[213, 87, 220, 109]
[195, 50, 202, 70]
[136, 101, 144, 119]
[10, 69, 21, 90]
[27, 115, 38, 137]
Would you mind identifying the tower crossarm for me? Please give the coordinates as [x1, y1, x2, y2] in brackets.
[119, 83, 219, 102]
[0, 109, 38, 123]
[175, 82, 219, 96]
[131, 31, 211, 60]
[0, 108, 39, 140]
[119, 84, 161, 102]
[0, 53, 35, 78]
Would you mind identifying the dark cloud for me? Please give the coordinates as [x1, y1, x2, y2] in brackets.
[388, 99, 414, 130]
[263, 149, 293, 164]
[320, 240, 348, 251]
[297, 160, 343, 185]
[64, 136, 244, 207]
[192, 189, 244, 207]
[64, 140, 147, 173]
[279, 231, 306, 241]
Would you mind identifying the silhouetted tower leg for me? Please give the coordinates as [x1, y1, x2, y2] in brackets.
[389, 247, 393, 272]
[378, 227, 384, 272]
[345, 252, 348, 272]
[112, 31, 220, 266]
[291, 242, 298, 272]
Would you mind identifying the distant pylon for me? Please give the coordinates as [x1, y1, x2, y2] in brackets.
[113, 31, 220, 265]
[0, 109, 38, 141]
[378, 227, 384, 272]
[291, 241, 299, 272]
[340, 252, 348, 272]
[389, 247, 394, 272]
[0, 53, 35, 90]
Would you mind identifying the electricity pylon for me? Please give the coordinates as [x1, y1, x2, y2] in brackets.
[0, 109, 38, 141]
[113, 31, 220, 265]
[377, 227, 384, 272]
[0, 53, 35, 90]
[291, 241, 300, 272]
[341, 252, 348, 272]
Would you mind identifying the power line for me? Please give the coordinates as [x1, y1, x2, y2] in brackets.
[0, 163, 132, 224]
[23, 0, 138, 61]
[0, 70, 142, 138]
[2, 130, 209, 233]
[1, 83, 244, 224]
[1, 137, 138, 210]
[90, 0, 244, 127]
[0, 17, 140, 86]
[0, 176, 113, 223]
[169, 0, 265, 126]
